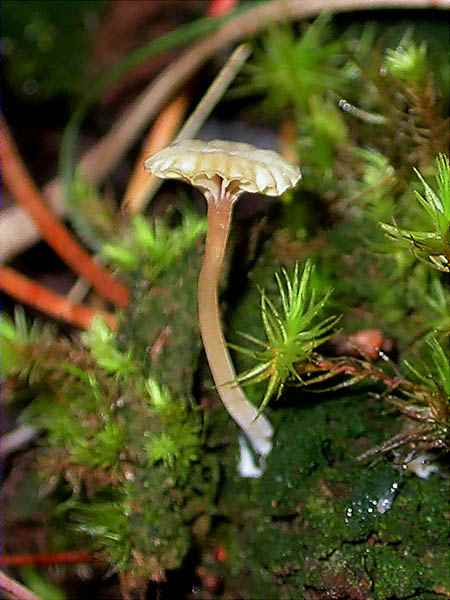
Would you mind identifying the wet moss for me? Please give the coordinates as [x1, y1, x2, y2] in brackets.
[216, 395, 449, 598]
[214, 239, 450, 597]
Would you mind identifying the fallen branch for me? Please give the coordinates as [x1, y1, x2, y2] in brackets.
[0, 117, 129, 308]
[0, 570, 40, 600]
[1, 0, 449, 261]
[0, 266, 117, 330]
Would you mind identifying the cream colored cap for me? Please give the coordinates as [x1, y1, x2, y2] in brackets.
[144, 139, 301, 197]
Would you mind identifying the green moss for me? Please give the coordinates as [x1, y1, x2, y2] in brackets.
[216, 394, 450, 598]
[3, 14, 450, 596]
[219, 252, 449, 596]
[121, 244, 203, 398]
[3, 240, 220, 584]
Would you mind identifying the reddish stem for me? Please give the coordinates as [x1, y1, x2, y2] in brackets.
[314, 357, 406, 390]
[0, 116, 129, 308]
[0, 266, 117, 330]
[207, 0, 238, 16]
[0, 551, 93, 567]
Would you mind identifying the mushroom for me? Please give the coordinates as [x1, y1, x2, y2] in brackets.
[145, 139, 301, 462]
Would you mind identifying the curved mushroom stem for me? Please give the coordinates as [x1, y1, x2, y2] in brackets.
[198, 192, 273, 459]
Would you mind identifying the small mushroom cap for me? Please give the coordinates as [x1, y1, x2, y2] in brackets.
[144, 139, 301, 197]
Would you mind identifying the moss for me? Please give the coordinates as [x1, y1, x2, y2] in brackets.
[3, 13, 450, 598]
[121, 244, 203, 398]
[217, 251, 450, 596]
[2, 243, 221, 586]
[215, 391, 449, 597]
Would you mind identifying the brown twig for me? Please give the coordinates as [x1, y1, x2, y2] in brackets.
[0, 266, 117, 330]
[312, 357, 406, 390]
[0, 116, 129, 308]
[1, 0, 449, 262]
[121, 95, 189, 213]
[0, 570, 40, 600]
[175, 43, 251, 142]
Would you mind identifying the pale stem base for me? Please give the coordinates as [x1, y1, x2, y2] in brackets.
[198, 196, 273, 458]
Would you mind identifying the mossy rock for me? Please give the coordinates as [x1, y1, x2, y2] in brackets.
[212, 236, 450, 598]
[215, 397, 449, 599]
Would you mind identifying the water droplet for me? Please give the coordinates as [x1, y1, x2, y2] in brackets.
[377, 497, 392, 514]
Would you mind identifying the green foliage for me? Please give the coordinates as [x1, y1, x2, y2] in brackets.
[144, 378, 202, 473]
[3, 238, 216, 584]
[384, 37, 428, 85]
[20, 362, 126, 471]
[146, 433, 180, 468]
[405, 335, 450, 399]
[381, 154, 450, 271]
[375, 39, 449, 168]
[71, 421, 125, 469]
[10, 319, 212, 578]
[145, 422, 200, 471]
[102, 211, 206, 282]
[353, 149, 397, 221]
[71, 499, 132, 570]
[81, 317, 136, 378]
[232, 261, 338, 411]
[423, 276, 450, 333]
[235, 15, 346, 115]
[0, 308, 41, 377]
[299, 97, 348, 177]
[145, 376, 171, 411]
[0, 307, 58, 382]
[415, 154, 450, 237]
